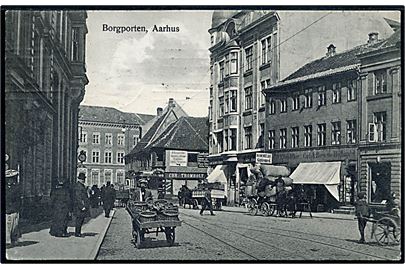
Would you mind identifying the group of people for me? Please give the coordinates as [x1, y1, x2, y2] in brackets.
[49, 173, 118, 237]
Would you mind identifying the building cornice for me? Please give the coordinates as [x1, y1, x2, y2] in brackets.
[79, 120, 139, 129]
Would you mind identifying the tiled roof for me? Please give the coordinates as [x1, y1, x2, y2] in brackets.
[150, 117, 208, 151]
[357, 30, 401, 55]
[79, 105, 153, 125]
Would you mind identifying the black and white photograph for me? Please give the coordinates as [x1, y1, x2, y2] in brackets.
[1, 4, 403, 263]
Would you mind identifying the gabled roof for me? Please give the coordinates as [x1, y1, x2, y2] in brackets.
[149, 117, 208, 151]
[357, 30, 401, 55]
[79, 105, 153, 125]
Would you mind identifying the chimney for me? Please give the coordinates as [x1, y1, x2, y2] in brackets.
[326, 44, 336, 57]
[368, 32, 379, 44]
[168, 98, 175, 108]
[157, 107, 163, 117]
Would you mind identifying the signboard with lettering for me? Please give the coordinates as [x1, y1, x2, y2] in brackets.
[197, 153, 209, 168]
[165, 172, 206, 179]
[256, 153, 272, 164]
[167, 150, 188, 167]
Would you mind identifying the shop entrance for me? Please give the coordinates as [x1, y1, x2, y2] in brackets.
[369, 162, 391, 203]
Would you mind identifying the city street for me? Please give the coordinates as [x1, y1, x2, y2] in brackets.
[97, 208, 401, 261]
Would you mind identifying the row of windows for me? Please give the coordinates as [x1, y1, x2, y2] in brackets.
[212, 128, 238, 153]
[217, 51, 239, 82]
[267, 120, 357, 150]
[79, 131, 140, 147]
[267, 80, 357, 114]
[80, 149, 125, 164]
[78, 169, 125, 186]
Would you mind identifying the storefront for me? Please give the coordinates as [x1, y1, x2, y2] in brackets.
[164, 169, 207, 196]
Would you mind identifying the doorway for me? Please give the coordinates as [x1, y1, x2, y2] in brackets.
[369, 162, 391, 203]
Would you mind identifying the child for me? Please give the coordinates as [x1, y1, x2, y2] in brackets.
[355, 192, 370, 243]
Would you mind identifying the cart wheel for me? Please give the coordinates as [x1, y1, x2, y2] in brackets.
[165, 227, 176, 246]
[268, 204, 276, 216]
[374, 217, 397, 246]
[248, 199, 258, 216]
[261, 202, 270, 217]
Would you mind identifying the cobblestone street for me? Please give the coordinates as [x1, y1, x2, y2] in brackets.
[97, 208, 401, 261]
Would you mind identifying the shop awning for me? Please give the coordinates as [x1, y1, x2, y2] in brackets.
[290, 162, 342, 201]
[207, 165, 228, 184]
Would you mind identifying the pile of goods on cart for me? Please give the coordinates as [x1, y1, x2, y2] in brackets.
[126, 199, 181, 248]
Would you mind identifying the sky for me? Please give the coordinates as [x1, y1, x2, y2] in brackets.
[82, 10, 400, 117]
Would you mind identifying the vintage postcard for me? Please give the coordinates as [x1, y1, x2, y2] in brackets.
[1, 6, 403, 262]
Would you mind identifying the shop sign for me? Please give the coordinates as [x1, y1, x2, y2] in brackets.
[165, 172, 206, 179]
[197, 153, 209, 168]
[256, 153, 272, 164]
[167, 150, 188, 167]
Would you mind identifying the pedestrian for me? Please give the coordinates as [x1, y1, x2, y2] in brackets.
[102, 181, 115, 218]
[73, 173, 90, 237]
[355, 191, 370, 243]
[100, 184, 106, 206]
[49, 180, 70, 237]
[90, 185, 100, 208]
[200, 186, 215, 216]
[5, 169, 22, 245]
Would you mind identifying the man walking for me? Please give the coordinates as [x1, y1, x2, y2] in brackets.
[73, 173, 90, 237]
[49, 180, 70, 237]
[200, 186, 215, 216]
[102, 181, 115, 218]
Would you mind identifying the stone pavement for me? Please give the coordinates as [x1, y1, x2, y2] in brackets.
[5, 209, 115, 261]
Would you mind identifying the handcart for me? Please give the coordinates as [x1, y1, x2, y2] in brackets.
[366, 206, 401, 246]
[127, 200, 182, 248]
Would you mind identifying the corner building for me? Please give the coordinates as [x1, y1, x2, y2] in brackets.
[208, 11, 280, 205]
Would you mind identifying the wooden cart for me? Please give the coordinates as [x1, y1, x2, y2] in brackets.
[366, 208, 401, 246]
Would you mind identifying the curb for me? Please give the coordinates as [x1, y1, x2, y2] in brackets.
[88, 209, 116, 260]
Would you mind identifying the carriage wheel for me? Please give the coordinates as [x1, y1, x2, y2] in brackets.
[374, 217, 397, 246]
[268, 204, 276, 216]
[193, 199, 199, 209]
[261, 202, 271, 217]
[248, 199, 258, 216]
[165, 227, 176, 246]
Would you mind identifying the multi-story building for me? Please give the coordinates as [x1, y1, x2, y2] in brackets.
[4, 10, 88, 218]
[263, 30, 400, 210]
[207, 10, 397, 206]
[78, 105, 153, 187]
[357, 29, 401, 205]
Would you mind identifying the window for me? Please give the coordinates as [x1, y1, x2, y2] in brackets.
[269, 99, 276, 115]
[292, 95, 300, 111]
[105, 133, 112, 145]
[104, 170, 112, 183]
[219, 96, 224, 117]
[219, 61, 224, 82]
[375, 70, 387, 94]
[245, 87, 252, 110]
[318, 86, 326, 106]
[374, 112, 387, 142]
[92, 133, 100, 144]
[280, 99, 287, 113]
[223, 130, 228, 151]
[261, 36, 272, 64]
[347, 120, 357, 144]
[332, 83, 341, 103]
[268, 130, 275, 149]
[117, 152, 125, 164]
[347, 79, 357, 101]
[291, 127, 299, 148]
[317, 124, 326, 146]
[304, 125, 312, 147]
[104, 150, 112, 163]
[304, 91, 312, 108]
[244, 126, 252, 149]
[117, 134, 125, 146]
[91, 170, 99, 186]
[279, 128, 287, 149]
[217, 132, 223, 153]
[258, 123, 265, 148]
[79, 131, 87, 144]
[224, 92, 229, 114]
[92, 150, 100, 163]
[230, 129, 237, 151]
[230, 90, 237, 112]
[209, 100, 213, 120]
[71, 27, 80, 61]
[210, 65, 213, 82]
[224, 54, 229, 76]
[117, 170, 125, 185]
[245, 46, 253, 72]
[331, 121, 341, 145]
[133, 135, 139, 146]
[230, 52, 238, 74]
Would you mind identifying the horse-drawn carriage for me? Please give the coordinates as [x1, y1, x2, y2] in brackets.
[126, 199, 181, 248]
[365, 204, 401, 246]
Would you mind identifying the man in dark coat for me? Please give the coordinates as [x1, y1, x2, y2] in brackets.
[102, 181, 116, 218]
[49, 180, 71, 237]
[355, 192, 370, 243]
[73, 173, 90, 237]
[5, 170, 22, 245]
[200, 186, 215, 216]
